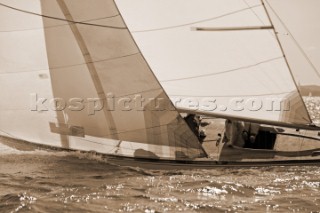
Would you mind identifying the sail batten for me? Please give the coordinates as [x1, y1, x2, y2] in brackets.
[192, 25, 273, 31]
[130, 4, 264, 33]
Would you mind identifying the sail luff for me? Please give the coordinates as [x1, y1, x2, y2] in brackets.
[38, 0, 206, 159]
[261, 0, 313, 125]
[264, 0, 320, 82]
[112, 0, 208, 157]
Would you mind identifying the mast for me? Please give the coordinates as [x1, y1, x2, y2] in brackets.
[263, 0, 320, 82]
[260, 0, 313, 125]
[187, 0, 313, 126]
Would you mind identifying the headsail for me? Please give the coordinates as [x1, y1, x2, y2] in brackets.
[116, 0, 318, 129]
[264, 0, 320, 88]
[263, 0, 320, 124]
[0, 0, 206, 159]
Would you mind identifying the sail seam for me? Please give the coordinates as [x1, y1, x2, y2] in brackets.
[242, 0, 266, 25]
[0, 52, 140, 74]
[113, 88, 162, 99]
[0, 2, 126, 30]
[131, 4, 262, 33]
[50, 52, 140, 70]
[160, 56, 283, 82]
[69, 88, 162, 102]
[0, 15, 121, 33]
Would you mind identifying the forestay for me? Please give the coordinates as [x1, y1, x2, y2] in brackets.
[265, 0, 320, 91]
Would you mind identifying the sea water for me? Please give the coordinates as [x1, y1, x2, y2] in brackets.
[0, 142, 320, 213]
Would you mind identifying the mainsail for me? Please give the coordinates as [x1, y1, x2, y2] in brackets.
[0, 0, 206, 159]
[265, 0, 320, 89]
[116, 0, 319, 129]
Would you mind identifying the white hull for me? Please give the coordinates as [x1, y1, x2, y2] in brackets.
[2, 122, 320, 169]
[2, 135, 320, 170]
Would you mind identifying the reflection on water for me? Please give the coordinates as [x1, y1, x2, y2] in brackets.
[0, 142, 320, 213]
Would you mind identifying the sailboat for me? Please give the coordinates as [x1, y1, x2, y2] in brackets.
[0, 0, 320, 169]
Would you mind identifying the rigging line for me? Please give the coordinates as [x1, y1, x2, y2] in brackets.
[242, 0, 266, 25]
[50, 52, 140, 70]
[132, 4, 262, 33]
[0, 52, 140, 74]
[160, 56, 283, 82]
[0, 14, 121, 33]
[0, 2, 126, 30]
[242, 0, 275, 38]
[264, 0, 320, 81]
[168, 90, 292, 98]
[261, 0, 313, 124]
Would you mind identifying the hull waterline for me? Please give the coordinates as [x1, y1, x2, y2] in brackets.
[2, 135, 320, 170]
